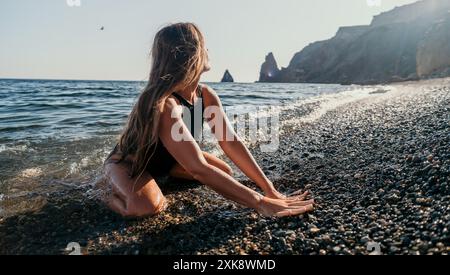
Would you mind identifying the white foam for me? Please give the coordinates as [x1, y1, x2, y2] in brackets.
[0, 144, 29, 153]
[68, 148, 110, 176]
[20, 167, 43, 178]
[69, 156, 90, 175]
[283, 86, 395, 126]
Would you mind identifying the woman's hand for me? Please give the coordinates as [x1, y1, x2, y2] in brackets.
[257, 196, 314, 217]
[265, 188, 310, 201]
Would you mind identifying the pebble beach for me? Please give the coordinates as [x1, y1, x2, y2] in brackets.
[0, 78, 449, 255]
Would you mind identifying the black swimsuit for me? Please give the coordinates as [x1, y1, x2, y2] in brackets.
[106, 84, 205, 177]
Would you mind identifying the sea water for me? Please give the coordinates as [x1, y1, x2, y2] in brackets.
[0, 78, 370, 216]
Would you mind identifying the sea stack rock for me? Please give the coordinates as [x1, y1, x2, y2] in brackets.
[259, 52, 280, 82]
[221, 70, 234, 82]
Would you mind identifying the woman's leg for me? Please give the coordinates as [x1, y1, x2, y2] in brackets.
[103, 157, 166, 218]
[169, 151, 233, 180]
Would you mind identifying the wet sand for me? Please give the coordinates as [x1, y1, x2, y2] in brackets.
[0, 78, 449, 255]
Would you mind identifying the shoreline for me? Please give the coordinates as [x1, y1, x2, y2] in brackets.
[0, 78, 449, 255]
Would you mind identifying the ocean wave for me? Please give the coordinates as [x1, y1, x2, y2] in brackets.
[220, 93, 275, 100]
[41, 85, 117, 91]
[6, 102, 87, 110]
[79, 87, 116, 91]
[83, 121, 118, 128]
[0, 124, 46, 133]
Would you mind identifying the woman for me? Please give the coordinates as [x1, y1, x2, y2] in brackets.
[103, 22, 314, 218]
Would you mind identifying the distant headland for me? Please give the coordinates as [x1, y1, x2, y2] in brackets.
[258, 0, 450, 85]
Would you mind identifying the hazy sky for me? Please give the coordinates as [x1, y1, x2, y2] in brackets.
[0, 0, 418, 82]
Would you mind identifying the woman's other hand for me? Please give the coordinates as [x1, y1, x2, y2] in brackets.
[257, 196, 314, 217]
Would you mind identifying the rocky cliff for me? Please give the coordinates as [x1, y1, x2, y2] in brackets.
[416, 16, 450, 78]
[259, 0, 450, 84]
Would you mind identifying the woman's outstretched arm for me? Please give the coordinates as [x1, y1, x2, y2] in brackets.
[201, 85, 309, 200]
[158, 97, 313, 217]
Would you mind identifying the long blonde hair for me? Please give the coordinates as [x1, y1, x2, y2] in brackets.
[117, 22, 208, 179]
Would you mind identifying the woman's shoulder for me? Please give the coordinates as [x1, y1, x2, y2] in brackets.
[199, 83, 218, 99]
[161, 96, 181, 117]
